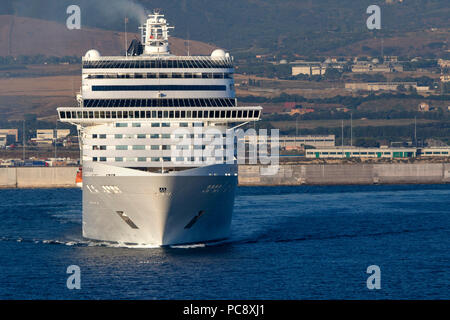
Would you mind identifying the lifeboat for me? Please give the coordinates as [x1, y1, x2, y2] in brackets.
[75, 167, 83, 188]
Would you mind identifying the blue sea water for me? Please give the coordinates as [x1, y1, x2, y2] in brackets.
[0, 185, 448, 299]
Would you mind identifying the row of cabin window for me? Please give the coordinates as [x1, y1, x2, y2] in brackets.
[83, 60, 232, 69]
[307, 152, 380, 155]
[92, 133, 224, 139]
[86, 72, 233, 79]
[305, 151, 450, 156]
[92, 156, 226, 162]
[307, 152, 411, 155]
[83, 98, 236, 108]
[281, 139, 335, 142]
[90, 124, 205, 135]
[60, 109, 260, 120]
[91, 85, 227, 91]
[117, 122, 204, 128]
[423, 151, 449, 155]
[92, 145, 222, 151]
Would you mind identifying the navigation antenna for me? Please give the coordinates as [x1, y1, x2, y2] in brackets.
[125, 17, 129, 57]
[350, 113, 353, 147]
[22, 120, 25, 161]
[54, 118, 57, 159]
[187, 31, 191, 56]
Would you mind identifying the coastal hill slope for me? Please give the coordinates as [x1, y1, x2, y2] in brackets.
[1, 0, 448, 58]
[0, 15, 218, 57]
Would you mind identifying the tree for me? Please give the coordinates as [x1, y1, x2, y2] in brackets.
[397, 84, 407, 92]
[408, 85, 417, 94]
[355, 138, 380, 148]
[24, 114, 37, 122]
[324, 67, 342, 80]
[443, 83, 450, 94]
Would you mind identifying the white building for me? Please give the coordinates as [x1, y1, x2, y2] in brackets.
[241, 135, 335, 150]
[440, 75, 450, 83]
[345, 82, 417, 92]
[36, 129, 71, 141]
[419, 147, 450, 157]
[279, 135, 335, 149]
[306, 147, 417, 159]
[0, 129, 18, 143]
[36, 129, 54, 141]
[438, 59, 450, 68]
[0, 134, 7, 147]
[292, 65, 326, 76]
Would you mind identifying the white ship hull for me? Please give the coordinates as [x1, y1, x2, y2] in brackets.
[82, 163, 238, 246]
[57, 11, 262, 247]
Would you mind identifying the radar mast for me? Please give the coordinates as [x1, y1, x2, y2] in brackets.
[139, 10, 174, 55]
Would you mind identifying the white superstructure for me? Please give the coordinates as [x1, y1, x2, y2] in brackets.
[58, 11, 261, 246]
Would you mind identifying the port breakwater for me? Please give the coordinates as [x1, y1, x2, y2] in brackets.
[0, 167, 79, 189]
[0, 163, 449, 189]
[239, 163, 450, 186]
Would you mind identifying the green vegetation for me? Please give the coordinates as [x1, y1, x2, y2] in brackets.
[323, 68, 342, 81]
[244, 90, 450, 145]
[401, 59, 438, 71]
[352, 73, 387, 83]
[262, 121, 450, 145]
[236, 62, 291, 79]
[443, 83, 450, 94]
[240, 92, 450, 110]
[354, 138, 380, 148]
[392, 76, 436, 87]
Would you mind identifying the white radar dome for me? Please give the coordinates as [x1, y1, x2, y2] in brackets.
[85, 49, 101, 59]
[211, 49, 226, 59]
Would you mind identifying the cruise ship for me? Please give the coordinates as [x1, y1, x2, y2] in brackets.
[57, 11, 262, 246]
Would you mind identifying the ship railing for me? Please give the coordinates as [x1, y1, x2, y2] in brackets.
[82, 55, 232, 62]
[82, 55, 233, 69]
[57, 106, 262, 124]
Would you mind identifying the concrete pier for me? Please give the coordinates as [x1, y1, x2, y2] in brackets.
[0, 164, 449, 189]
[0, 167, 78, 189]
[238, 163, 450, 186]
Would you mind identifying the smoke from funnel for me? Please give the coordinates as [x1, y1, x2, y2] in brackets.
[96, 0, 148, 25]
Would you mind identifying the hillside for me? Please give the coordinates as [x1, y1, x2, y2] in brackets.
[1, 0, 448, 58]
[329, 29, 450, 58]
[0, 15, 218, 57]
[143, 0, 450, 58]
